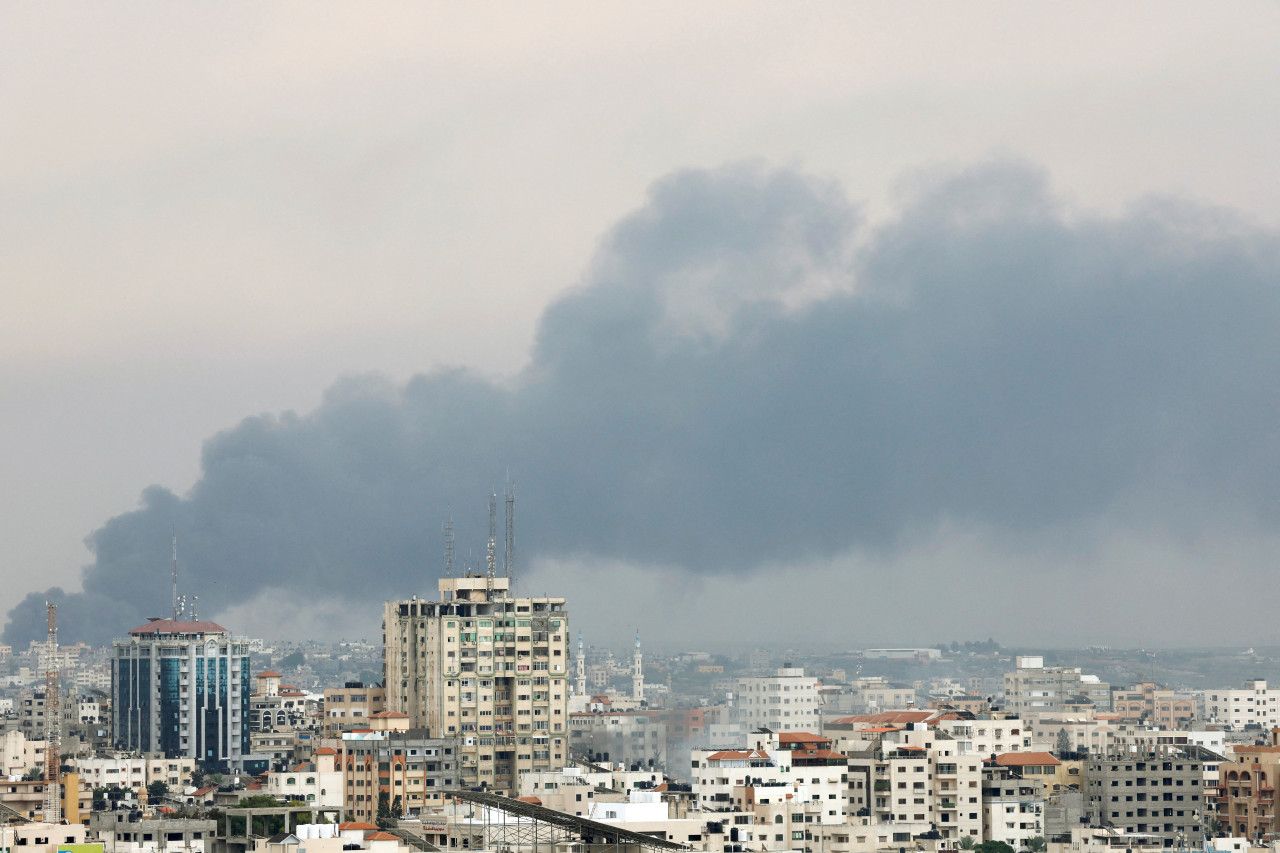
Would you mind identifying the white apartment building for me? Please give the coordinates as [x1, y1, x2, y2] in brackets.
[736, 667, 820, 733]
[1201, 680, 1280, 730]
[383, 576, 569, 794]
[936, 715, 1032, 755]
[71, 755, 196, 792]
[844, 723, 985, 848]
[263, 747, 342, 806]
[1, 730, 45, 777]
[982, 765, 1045, 848]
[692, 732, 848, 824]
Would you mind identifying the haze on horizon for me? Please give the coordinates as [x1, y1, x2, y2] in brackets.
[3, 3, 1280, 651]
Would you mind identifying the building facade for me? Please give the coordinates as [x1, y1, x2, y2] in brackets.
[111, 619, 255, 772]
[1083, 750, 1209, 847]
[382, 576, 569, 793]
[736, 667, 821, 733]
[1005, 656, 1112, 714]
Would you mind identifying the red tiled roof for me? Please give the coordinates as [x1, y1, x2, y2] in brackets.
[314, 747, 337, 755]
[995, 752, 1061, 767]
[193, 785, 217, 796]
[516, 796, 542, 805]
[340, 822, 380, 831]
[129, 619, 227, 635]
[365, 832, 400, 841]
[257, 671, 283, 678]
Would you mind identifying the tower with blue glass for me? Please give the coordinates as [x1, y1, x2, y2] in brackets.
[112, 618, 255, 772]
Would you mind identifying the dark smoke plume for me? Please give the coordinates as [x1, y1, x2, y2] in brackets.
[8, 160, 1280, 645]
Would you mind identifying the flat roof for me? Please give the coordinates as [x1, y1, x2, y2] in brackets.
[446, 790, 688, 851]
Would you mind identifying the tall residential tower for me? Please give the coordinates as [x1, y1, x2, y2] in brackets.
[382, 575, 569, 793]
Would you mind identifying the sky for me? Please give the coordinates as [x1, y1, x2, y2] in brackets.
[3, 3, 1280, 650]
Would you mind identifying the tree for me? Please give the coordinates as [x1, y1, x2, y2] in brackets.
[376, 790, 391, 826]
[1024, 838, 1048, 853]
[1056, 728, 1072, 756]
[279, 651, 305, 669]
[974, 842, 1015, 853]
[147, 780, 170, 802]
[22, 766, 43, 781]
[959, 837, 977, 850]
[391, 795, 403, 820]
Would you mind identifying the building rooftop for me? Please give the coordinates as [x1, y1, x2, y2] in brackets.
[128, 619, 228, 636]
[995, 752, 1061, 767]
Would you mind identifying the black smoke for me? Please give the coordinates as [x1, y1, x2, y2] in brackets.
[9, 160, 1280, 645]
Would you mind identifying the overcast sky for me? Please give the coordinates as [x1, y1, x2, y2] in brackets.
[4, 3, 1280, 650]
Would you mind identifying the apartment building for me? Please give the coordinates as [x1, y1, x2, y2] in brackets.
[1004, 657, 1112, 714]
[1212, 743, 1280, 843]
[982, 763, 1045, 847]
[382, 575, 569, 793]
[840, 721, 985, 848]
[1112, 683, 1196, 729]
[322, 683, 386, 737]
[1202, 680, 1280, 731]
[692, 732, 848, 824]
[1083, 749, 1209, 847]
[249, 671, 316, 733]
[736, 667, 820, 733]
[340, 729, 457, 823]
[71, 755, 195, 791]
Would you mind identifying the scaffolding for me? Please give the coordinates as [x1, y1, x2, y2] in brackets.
[444, 790, 688, 853]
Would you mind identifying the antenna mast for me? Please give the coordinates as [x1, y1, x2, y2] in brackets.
[172, 527, 179, 621]
[486, 491, 497, 579]
[504, 478, 515, 589]
[43, 602, 60, 823]
[444, 512, 455, 578]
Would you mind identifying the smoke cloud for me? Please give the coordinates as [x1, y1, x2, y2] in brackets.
[9, 159, 1280, 646]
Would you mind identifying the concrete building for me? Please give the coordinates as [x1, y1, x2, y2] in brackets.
[89, 812, 215, 853]
[111, 619, 257, 773]
[0, 821, 90, 853]
[382, 575, 569, 793]
[322, 683, 386, 737]
[982, 762, 1046, 848]
[263, 747, 342, 806]
[1, 729, 45, 777]
[1083, 749, 1210, 847]
[70, 755, 195, 792]
[570, 710, 667, 770]
[692, 732, 848, 824]
[1112, 684, 1196, 729]
[1005, 657, 1112, 714]
[736, 667, 820, 733]
[1202, 681, 1280, 731]
[1212, 742, 1280, 844]
[340, 729, 457, 823]
[249, 671, 317, 734]
[841, 722, 985, 847]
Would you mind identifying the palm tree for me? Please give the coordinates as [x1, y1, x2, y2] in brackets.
[959, 836, 977, 850]
[1023, 837, 1048, 853]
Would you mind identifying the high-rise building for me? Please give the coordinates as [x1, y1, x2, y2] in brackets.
[382, 575, 570, 793]
[111, 618, 257, 773]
